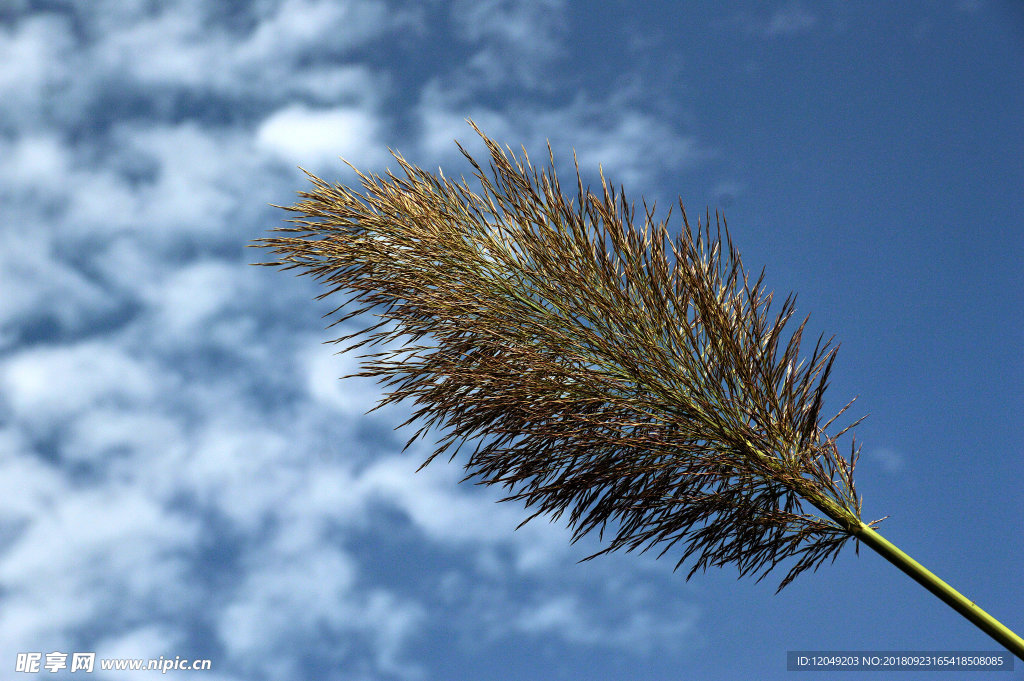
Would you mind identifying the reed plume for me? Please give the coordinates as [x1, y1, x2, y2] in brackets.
[252, 120, 1023, 658]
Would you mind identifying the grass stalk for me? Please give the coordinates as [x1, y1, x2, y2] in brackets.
[852, 523, 1024, 659]
[251, 119, 1022, 659]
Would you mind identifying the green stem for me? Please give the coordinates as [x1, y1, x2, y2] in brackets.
[853, 521, 1024, 660]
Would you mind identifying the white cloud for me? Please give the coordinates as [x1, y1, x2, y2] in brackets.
[257, 104, 390, 171]
[0, 342, 166, 432]
[240, 0, 391, 63]
[87, 0, 400, 97]
[0, 428, 66, 519]
[218, 543, 357, 653]
[451, 0, 564, 46]
[358, 455, 529, 545]
[0, 13, 76, 128]
[106, 123, 251, 235]
[0, 134, 70, 188]
[95, 6, 223, 89]
[218, 525, 425, 679]
[5, 122, 263, 252]
[448, 0, 567, 90]
[181, 418, 302, 530]
[95, 624, 186, 670]
[0, 485, 199, 652]
[0, 231, 115, 349]
[142, 259, 251, 346]
[304, 338, 386, 416]
[359, 590, 428, 679]
[510, 588, 699, 654]
[0, 2, 402, 146]
[63, 408, 183, 468]
[283, 63, 391, 106]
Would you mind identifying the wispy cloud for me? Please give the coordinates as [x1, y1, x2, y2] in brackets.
[416, 82, 706, 191]
[513, 593, 698, 654]
[448, 0, 568, 90]
[868, 447, 907, 474]
[719, 1, 818, 39]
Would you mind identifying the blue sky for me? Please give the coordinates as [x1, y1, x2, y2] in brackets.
[1, 1, 1022, 680]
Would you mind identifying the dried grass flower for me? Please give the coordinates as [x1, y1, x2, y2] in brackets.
[252, 120, 1023, 659]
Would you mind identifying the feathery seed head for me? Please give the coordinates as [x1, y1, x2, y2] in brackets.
[252, 119, 882, 591]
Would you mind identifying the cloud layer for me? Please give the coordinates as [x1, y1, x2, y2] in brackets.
[0, 2, 704, 679]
